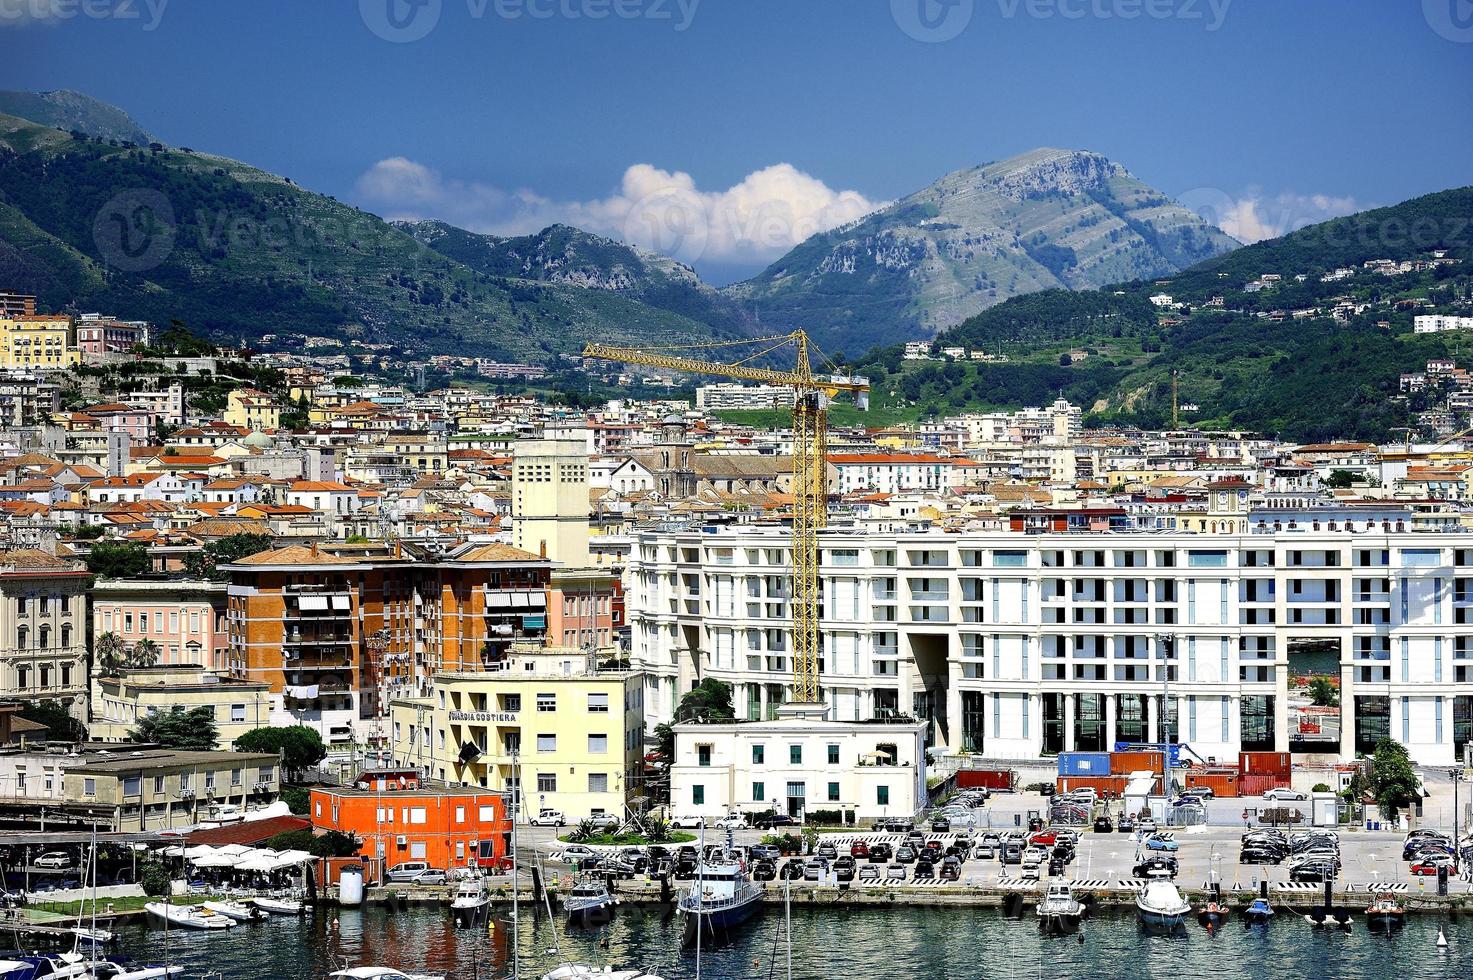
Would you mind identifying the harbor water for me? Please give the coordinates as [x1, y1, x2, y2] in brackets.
[103, 903, 1473, 979]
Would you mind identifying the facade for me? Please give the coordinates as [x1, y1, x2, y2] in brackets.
[628, 515, 1473, 765]
[224, 389, 282, 430]
[91, 578, 229, 670]
[309, 783, 511, 873]
[74, 316, 149, 358]
[1414, 314, 1473, 334]
[389, 646, 644, 823]
[694, 383, 795, 411]
[90, 665, 273, 745]
[669, 713, 927, 822]
[512, 439, 590, 565]
[0, 317, 79, 371]
[63, 749, 280, 832]
[0, 549, 89, 703]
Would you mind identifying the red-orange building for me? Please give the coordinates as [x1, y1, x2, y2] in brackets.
[309, 783, 511, 874]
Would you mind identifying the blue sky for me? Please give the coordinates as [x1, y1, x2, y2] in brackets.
[2, 0, 1470, 282]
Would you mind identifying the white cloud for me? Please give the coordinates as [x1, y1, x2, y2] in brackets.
[354, 158, 884, 267]
[1217, 191, 1362, 244]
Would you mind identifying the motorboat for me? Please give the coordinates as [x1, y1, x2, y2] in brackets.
[1035, 881, 1084, 934]
[142, 903, 234, 930]
[327, 969, 445, 980]
[538, 968, 664, 980]
[252, 894, 306, 915]
[1135, 880, 1190, 932]
[562, 877, 616, 927]
[91, 963, 185, 980]
[0, 955, 97, 979]
[1365, 892, 1405, 931]
[201, 899, 269, 923]
[450, 878, 491, 927]
[1196, 899, 1231, 930]
[1243, 897, 1275, 925]
[676, 849, 763, 944]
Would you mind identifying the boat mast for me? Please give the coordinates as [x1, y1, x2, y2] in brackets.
[784, 865, 792, 980]
[694, 822, 705, 980]
[511, 750, 520, 980]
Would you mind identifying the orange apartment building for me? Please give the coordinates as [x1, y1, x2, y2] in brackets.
[308, 780, 511, 873]
[223, 541, 551, 747]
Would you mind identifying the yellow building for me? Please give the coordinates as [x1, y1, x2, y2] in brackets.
[0, 316, 80, 371]
[224, 389, 282, 431]
[90, 665, 273, 746]
[390, 646, 643, 824]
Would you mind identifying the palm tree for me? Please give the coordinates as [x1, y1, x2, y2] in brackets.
[643, 816, 672, 844]
[569, 819, 597, 843]
[94, 632, 127, 675]
[128, 639, 162, 669]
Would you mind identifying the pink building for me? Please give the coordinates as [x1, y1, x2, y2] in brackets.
[75, 317, 149, 357]
[91, 579, 229, 671]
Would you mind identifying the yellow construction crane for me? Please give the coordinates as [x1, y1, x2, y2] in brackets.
[584, 330, 869, 705]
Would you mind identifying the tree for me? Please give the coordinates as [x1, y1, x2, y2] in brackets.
[183, 533, 275, 580]
[308, 830, 362, 858]
[94, 632, 127, 675]
[128, 638, 161, 669]
[1058, 352, 1073, 366]
[139, 859, 171, 898]
[129, 706, 218, 750]
[1324, 469, 1357, 489]
[1307, 676, 1340, 707]
[280, 786, 311, 815]
[1370, 737, 1421, 821]
[674, 679, 735, 723]
[234, 726, 327, 781]
[18, 700, 85, 742]
[85, 541, 151, 579]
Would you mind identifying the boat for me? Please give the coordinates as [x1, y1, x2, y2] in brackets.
[1035, 881, 1084, 934]
[252, 894, 306, 915]
[449, 878, 490, 927]
[327, 969, 445, 980]
[1366, 891, 1406, 931]
[201, 900, 269, 923]
[1243, 897, 1275, 925]
[0, 954, 97, 979]
[142, 903, 234, 930]
[1135, 880, 1190, 932]
[1196, 899, 1231, 930]
[538, 968, 664, 980]
[562, 877, 616, 927]
[91, 963, 186, 980]
[676, 848, 763, 944]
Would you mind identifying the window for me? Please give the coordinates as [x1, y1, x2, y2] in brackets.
[876, 785, 890, 806]
[827, 782, 840, 802]
[409, 807, 427, 824]
[752, 744, 765, 765]
[992, 550, 1027, 567]
[827, 744, 839, 765]
[537, 773, 557, 793]
[231, 768, 242, 786]
[587, 692, 609, 713]
[1187, 550, 1229, 568]
[153, 775, 164, 794]
[692, 785, 706, 806]
[259, 766, 274, 784]
[789, 745, 802, 765]
[501, 693, 522, 712]
[231, 704, 246, 723]
[588, 734, 608, 754]
[697, 744, 712, 767]
[588, 773, 609, 793]
[536, 734, 556, 753]
[84, 778, 96, 796]
[536, 693, 556, 712]
[205, 771, 216, 789]
[479, 805, 496, 822]
[752, 781, 765, 802]
[123, 776, 141, 797]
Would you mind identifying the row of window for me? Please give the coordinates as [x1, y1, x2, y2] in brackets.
[688, 783, 891, 807]
[109, 765, 275, 798]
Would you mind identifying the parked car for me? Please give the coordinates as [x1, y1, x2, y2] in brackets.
[816, 842, 838, 860]
[750, 844, 781, 862]
[561, 844, 597, 861]
[1262, 788, 1307, 803]
[414, 869, 448, 885]
[885, 863, 907, 880]
[751, 860, 777, 882]
[849, 841, 869, 858]
[868, 842, 893, 863]
[529, 810, 566, 827]
[1093, 815, 1114, 833]
[803, 860, 824, 881]
[1410, 855, 1457, 876]
[1116, 815, 1137, 834]
[33, 852, 73, 870]
[779, 859, 804, 880]
[1144, 833, 1178, 853]
[1133, 855, 1178, 879]
[895, 845, 917, 864]
[714, 814, 748, 830]
[385, 862, 429, 883]
[834, 856, 856, 882]
[1182, 786, 1215, 799]
[914, 857, 935, 877]
[588, 812, 621, 830]
[858, 864, 880, 883]
[755, 813, 799, 830]
[939, 857, 962, 881]
[670, 815, 705, 829]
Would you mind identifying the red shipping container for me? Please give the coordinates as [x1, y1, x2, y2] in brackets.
[1110, 751, 1165, 774]
[1240, 752, 1292, 775]
[1185, 770, 1240, 798]
[1056, 775, 1128, 797]
[957, 768, 1017, 792]
[1240, 773, 1290, 796]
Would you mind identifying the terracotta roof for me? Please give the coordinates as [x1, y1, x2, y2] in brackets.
[453, 543, 546, 563]
[184, 814, 310, 846]
[0, 549, 84, 571]
[232, 544, 359, 566]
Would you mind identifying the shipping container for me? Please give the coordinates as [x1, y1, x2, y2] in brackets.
[1184, 769, 1240, 798]
[1110, 750, 1165, 774]
[1240, 751, 1292, 775]
[1240, 773, 1291, 796]
[1056, 775, 1129, 797]
[1057, 751, 1112, 776]
[957, 768, 1017, 792]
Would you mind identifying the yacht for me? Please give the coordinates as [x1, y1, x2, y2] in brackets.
[676, 848, 763, 945]
[1035, 881, 1084, 934]
[450, 877, 491, 927]
[1195, 898, 1230, 930]
[201, 900, 268, 923]
[1135, 880, 1190, 933]
[142, 904, 234, 930]
[562, 878, 616, 927]
[327, 969, 445, 980]
[91, 963, 186, 980]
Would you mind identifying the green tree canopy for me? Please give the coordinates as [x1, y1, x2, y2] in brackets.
[85, 541, 151, 579]
[183, 533, 275, 580]
[234, 725, 327, 780]
[1370, 737, 1421, 820]
[128, 705, 218, 750]
[1307, 677, 1340, 707]
[19, 700, 85, 742]
[94, 632, 127, 676]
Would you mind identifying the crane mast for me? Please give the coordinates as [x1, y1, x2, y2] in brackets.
[583, 331, 868, 706]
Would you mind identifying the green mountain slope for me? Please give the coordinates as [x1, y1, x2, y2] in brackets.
[723, 148, 1239, 356]
[0, 90, 154, 145]
[854, 186, 1473, 441]
[0, 113, 736, 357]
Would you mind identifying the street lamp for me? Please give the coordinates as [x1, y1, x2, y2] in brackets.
[1155, 632, 1177, 800]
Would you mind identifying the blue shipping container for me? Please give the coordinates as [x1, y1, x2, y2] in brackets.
[1057, 752, 1112, 775]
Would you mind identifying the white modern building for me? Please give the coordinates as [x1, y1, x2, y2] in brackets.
[669, 710, 927, 822]
[694, 383, 795, 411]
[1413, 314, 1473, 334]
[628, 508, 1473, 766]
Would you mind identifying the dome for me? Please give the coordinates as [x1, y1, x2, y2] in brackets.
[242, 430, 276, 448]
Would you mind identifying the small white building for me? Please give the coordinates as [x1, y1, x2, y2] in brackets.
[669, 710, 927, 824]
